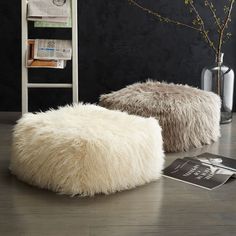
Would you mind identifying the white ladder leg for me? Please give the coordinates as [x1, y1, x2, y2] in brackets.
[72, 0, 79, 103]
[22, 0, 28, 114]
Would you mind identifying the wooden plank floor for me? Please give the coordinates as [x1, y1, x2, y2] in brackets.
[0, 115, 236, 236]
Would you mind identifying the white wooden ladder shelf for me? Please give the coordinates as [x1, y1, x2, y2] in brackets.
[21, 0, 79, 114]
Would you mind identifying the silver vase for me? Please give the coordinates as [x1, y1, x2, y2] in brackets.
[201, 53, 234, 124]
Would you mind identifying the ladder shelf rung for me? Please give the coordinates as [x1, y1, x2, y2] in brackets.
[27, 83, 73, 88]
[21, 0, 78, 114]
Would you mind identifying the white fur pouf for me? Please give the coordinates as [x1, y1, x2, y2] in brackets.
[10, 104, 164, 196]
[99, 81, 221, 152]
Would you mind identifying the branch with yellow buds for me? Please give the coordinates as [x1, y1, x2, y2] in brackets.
[127, 0, 235, 61]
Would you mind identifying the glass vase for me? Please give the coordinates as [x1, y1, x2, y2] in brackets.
[201, 53, 234, 124]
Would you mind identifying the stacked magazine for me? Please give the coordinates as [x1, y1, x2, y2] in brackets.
[28, 0, 70, 24]
[163, 153, 236, 190]
[26, 1, 72, 68]
[27, 39, 72, 69]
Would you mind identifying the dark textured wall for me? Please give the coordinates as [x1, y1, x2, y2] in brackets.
[0, 0, 236, 111]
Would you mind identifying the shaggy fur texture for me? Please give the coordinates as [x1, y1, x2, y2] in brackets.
[99, 81, 221, 152]
[10, 103, 164, 196]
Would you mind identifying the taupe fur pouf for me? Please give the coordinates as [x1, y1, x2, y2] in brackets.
[99, 81, 221, 152]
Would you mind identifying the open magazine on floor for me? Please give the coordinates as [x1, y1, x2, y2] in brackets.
[184, 153, 236, 176]
[163, 153, 236, 190]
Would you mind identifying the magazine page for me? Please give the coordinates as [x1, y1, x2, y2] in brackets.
[163, 159, 233, 190]
[184, 153, 236, 177]
[28, 0, 70, 21]
[196, 153, 236, 172]
[30, 17, 68, 23]
[34, 14, 72, 28]
[27, 40, 66, 69]
[27, 59, 66, 69]
[34, 0, 72, 28]
[34, 39, 72, 60]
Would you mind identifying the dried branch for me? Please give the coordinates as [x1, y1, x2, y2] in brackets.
[189, 1, 217, 54]
[204, 0, 222, 29]
[128, 0, 201, 31]
[128, 0, 235, 60]
[221, 0, 235, 34]
[217, 0, 235, 61]
[128, 0, 218, 54]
